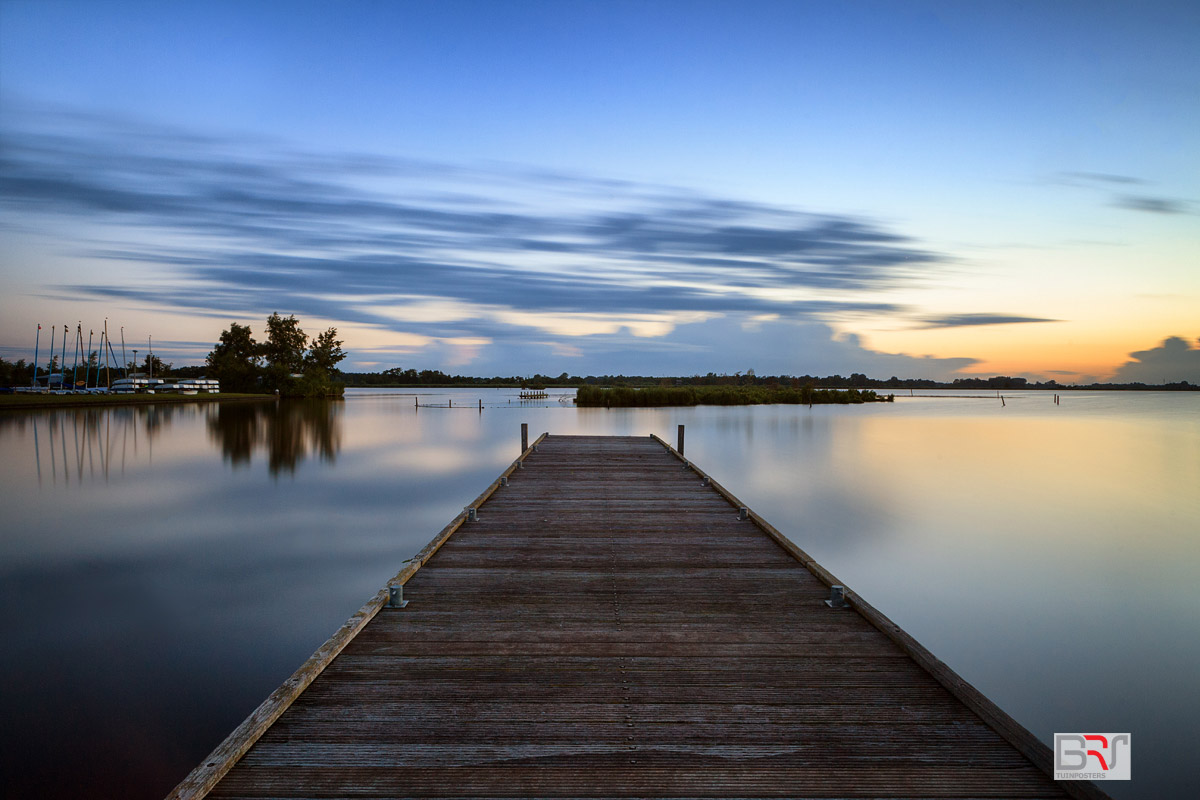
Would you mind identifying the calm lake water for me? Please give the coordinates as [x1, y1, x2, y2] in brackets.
[1, 388, 1196, 799]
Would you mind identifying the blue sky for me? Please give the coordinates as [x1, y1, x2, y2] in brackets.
[2, 0, 1197, 380]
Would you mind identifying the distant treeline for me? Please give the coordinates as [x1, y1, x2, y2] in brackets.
[337, 368, 1196, 391]
[575, 385, 887, 407]
[9, 358, 1195, 392]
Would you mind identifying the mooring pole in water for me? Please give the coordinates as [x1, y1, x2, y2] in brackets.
[677, 424, 685, 455]
[479, 398, 483, 413]
[521, 423, 528, 453]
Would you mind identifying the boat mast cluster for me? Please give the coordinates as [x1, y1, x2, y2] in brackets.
[21, 320, 218, 395]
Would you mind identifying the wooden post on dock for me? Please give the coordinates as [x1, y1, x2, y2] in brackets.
[521, 423, 528, 453]
[677, 424, 685, 455]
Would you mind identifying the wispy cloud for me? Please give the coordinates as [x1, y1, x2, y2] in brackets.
[1057, 171, 1146, 186]
[916, 313, 1060, 329]
[1053, 171, 1191, 216]
[0, 109, 943, 338]
[0, 107, 1004, 377]
[1112, 195, 1190, 215]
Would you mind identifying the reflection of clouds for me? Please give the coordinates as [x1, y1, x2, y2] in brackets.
[364, 438, 523, 477]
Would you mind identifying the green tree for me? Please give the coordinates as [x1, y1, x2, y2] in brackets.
[144, 353, 171, 377]
[262, 313, 308, 374]
[304, 327, 346, 375]
[206, 322, 261, 392]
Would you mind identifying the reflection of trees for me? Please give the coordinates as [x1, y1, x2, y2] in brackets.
[206, 399, 342, 475]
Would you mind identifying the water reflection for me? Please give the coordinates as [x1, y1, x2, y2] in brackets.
[0, 404, 205, 486]
[206, 399, 342, 475]
[0, 390, 1195, 800]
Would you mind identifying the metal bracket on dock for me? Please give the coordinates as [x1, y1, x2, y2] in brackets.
[824, 585, 848, 608]
[738, 506, 749, 520]
[466, 506, 478, 521]
[501, 476, 508, 487]
[681, 460, 690, 471]
[702, 475, 710, 486]
[387, 585, 409, 608]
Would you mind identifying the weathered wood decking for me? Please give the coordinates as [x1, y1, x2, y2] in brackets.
[173, 433, 1106, 799]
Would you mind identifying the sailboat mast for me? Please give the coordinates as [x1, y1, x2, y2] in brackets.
[85, 329, 94, 389]
[72, 323, 82, 389]
[120, 327, 127, 378]
[32, 324, 41, 388]
[60, 323, 67, 387]
[103, 319, 111, 388]
[148, 335, 153, 379]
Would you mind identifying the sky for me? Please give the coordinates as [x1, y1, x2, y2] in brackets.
[1, 0, 1197, 382]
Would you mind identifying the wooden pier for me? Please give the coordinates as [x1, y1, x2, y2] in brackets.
[170, 433, 1108, 799]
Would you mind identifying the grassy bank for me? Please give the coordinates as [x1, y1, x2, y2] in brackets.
[574, 385, 890, 407]
[0, 392, 276, 411]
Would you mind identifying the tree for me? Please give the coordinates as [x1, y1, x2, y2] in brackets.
[206, 322, 261, 393]
[128, 354, 171, 376]
[304, 327, 346, 375]
[144, 353, 171, 376]
[261, 313, 307, 374]
[0, 357, 34, 387]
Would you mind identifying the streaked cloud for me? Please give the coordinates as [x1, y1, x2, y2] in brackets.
[1053, 171, 1191, 217]
[1057, 171, 1146, 187]
[1112, 195, 1190, 215]
[917, 313, 1061, 329]
[1, 110, 940, 333]
[0, 108, 991, 377]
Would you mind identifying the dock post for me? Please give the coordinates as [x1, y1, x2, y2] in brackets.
[677, 424, 685, 455]
[521, 423, 528, 453]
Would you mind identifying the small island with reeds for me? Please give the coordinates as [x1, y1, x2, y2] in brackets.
[574, 384, 889, 407]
